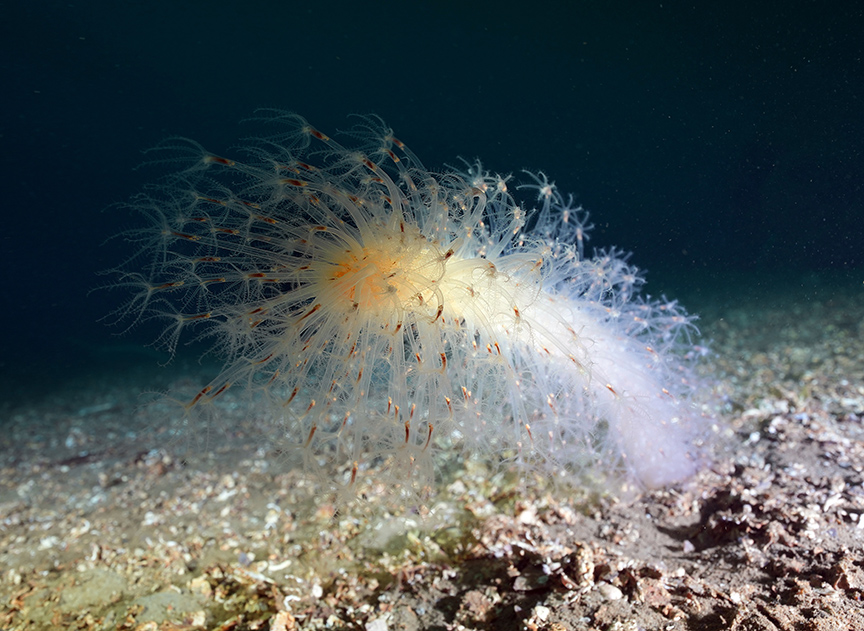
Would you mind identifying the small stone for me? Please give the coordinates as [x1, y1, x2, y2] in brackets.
[598, 583, 624, 601]
[365, 617, 388, 631]
[532, 605, 551, 621]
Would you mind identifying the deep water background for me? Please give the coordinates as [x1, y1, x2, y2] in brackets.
[1, 0, 862, 406]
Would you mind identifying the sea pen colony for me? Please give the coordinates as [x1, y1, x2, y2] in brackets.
[111, 112, 710, 499]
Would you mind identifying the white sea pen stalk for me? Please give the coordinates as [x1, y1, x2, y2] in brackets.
[434, 248, 697, 488]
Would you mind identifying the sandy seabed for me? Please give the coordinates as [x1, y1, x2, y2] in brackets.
[2, 277, 864, 630]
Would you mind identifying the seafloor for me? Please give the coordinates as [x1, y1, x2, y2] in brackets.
[2, 274, 864, 630]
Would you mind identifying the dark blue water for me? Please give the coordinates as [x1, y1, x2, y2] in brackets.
[2, 0, 862, 406]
